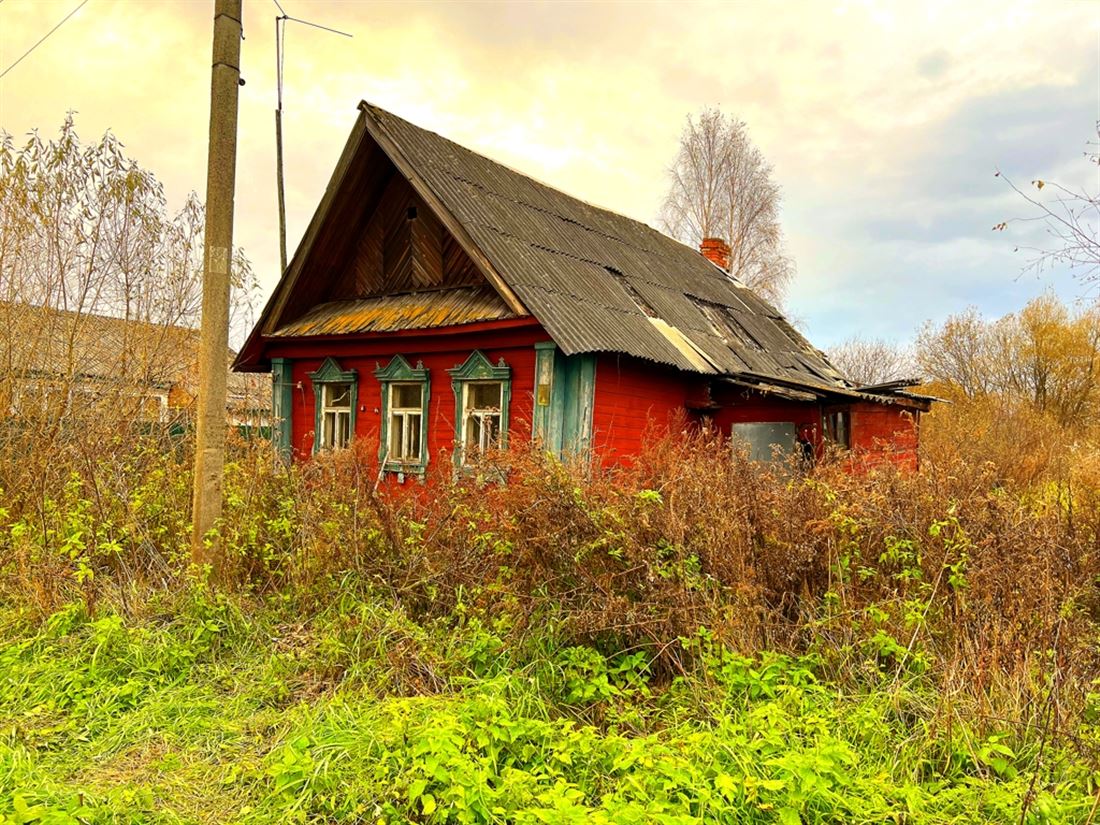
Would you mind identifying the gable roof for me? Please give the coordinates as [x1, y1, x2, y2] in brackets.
[0, 302, 201, 387]
[0, 302, 268, 411]
[239, 103, 924, 405]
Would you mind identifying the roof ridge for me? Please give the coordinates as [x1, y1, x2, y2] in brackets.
[359, 101, 694, 257]
[0, 300, 202, 337]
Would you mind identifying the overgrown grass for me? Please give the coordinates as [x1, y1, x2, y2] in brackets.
[1, 429, 1099, 822]
[2, 587, 1097, 823]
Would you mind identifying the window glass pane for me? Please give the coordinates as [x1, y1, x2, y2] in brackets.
[323, 411, 336, 447]
[392, 383, 422, 409]
[468, 382, 501, 411]
[325, 383, 351, 408]
[484, 414, 500, 447]
[390, 413, 404, 458]
[465, 413, 482, 454]
[337, 411, 350, 447]
[408, 413, 421, 459]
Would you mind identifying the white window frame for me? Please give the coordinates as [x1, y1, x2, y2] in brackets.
[319, 381, 353, 450]
[387, 382, 425, 465]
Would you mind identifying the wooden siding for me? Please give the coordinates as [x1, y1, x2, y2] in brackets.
[272, 335, 920, 472]
[334, 174, 482, 302]
[712, 388, 824, 452]
[591, 354, 689, 463]
[849, 402, 920, 471]
[268, 320, 547, 464]
[273, 143, 394, 325]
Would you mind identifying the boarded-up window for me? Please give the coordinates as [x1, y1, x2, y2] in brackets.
[731, 421, 797, 462]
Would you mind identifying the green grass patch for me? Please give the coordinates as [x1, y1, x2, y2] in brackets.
[0, 590, 1095, 824]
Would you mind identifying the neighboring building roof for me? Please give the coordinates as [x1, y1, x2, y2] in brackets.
[0, 302, 200, 387]
[0, 302, 268, 412]
[240, 102, 927, 407]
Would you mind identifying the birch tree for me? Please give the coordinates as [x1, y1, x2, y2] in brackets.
[660, 107, 794, 306]
[828, 337, 917, 386]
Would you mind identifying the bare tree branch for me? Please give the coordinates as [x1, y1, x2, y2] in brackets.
[828, 337, 918, 386]
[994, 121, 1100, 286]
[660, 107, 794, 306]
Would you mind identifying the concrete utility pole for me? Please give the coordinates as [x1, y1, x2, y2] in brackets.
[192, 0, 243, 575]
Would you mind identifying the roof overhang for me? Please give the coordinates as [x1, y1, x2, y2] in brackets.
[727, 372, 934, 410]
[235, 106, 529, 373]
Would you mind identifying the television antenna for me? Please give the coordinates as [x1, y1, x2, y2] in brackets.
[273, 0, 351, 273]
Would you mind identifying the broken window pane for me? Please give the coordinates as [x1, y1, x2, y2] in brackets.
[825, 410, 851, 449]
[325, 382, 351, 408]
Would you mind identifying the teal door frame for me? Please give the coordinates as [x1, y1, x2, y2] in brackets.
[533, 342, 596, 459]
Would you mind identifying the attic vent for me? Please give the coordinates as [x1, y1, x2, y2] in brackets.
[407, 206, 418, 220]
[606, 266, 656, 319]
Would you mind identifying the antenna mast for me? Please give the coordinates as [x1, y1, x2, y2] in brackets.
[273, 1, 351, 274]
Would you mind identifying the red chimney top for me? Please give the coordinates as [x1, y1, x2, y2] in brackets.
[700, 237, 731, 271]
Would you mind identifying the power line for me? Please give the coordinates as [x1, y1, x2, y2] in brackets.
[0, 0, 91, 81]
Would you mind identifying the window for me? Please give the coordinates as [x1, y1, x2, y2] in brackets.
[731, 421, 797, 463]
[463, 381, 503, 458]
[449, 350, 511, 467]
[388, 382, 424, 464]
[308, 357, 358, 453]
[320, 382, 353, 449]
[825, 409, 851, 449]
[375, 355, 430, 472]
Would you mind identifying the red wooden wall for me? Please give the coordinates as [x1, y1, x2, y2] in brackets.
[267, 327, 920, 472]
[848, 402, 920, 471]
[266, 319, 547, 466]
[591, 354, 690, 462]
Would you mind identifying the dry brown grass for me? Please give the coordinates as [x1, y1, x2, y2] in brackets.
[2, 415, 1098, 748]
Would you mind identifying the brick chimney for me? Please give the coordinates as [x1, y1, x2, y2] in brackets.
[700, 237, 731, 270]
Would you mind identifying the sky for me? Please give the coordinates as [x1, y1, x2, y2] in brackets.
[1, 0, 1097, 350]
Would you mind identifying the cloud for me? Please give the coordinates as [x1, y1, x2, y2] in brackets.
[0, 0, 1096, 351]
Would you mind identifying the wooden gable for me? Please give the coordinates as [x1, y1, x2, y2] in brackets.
[332, 175, 483, 301]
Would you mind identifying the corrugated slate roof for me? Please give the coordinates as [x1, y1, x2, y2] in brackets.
[0, 302, 267, 408]
[0, 302, 201, 386]
[361, 103, 849, 388]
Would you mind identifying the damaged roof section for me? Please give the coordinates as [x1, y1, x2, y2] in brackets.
[271, 286, 514, 337]
[360, 103, 849, 389]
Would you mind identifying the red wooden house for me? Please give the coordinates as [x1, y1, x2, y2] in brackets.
[235, 103, 930, 476]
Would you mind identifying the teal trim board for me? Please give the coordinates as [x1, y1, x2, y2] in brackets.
[270, 357, 293, 461]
